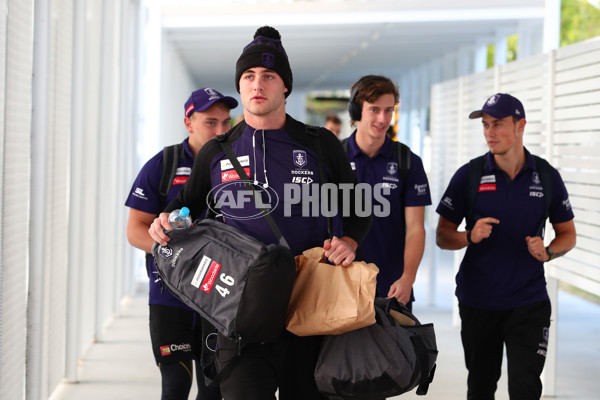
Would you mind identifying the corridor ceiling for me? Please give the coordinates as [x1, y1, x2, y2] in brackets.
[159, 0, 547, 95]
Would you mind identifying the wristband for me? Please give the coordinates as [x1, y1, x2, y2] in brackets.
[466, 230, 474, 245]
[545, 246, 555, 261]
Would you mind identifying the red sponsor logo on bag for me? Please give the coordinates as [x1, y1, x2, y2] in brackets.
[201, 261, 221, 293]
[478, 184, 496, 192]
[221, 168, 250, 182]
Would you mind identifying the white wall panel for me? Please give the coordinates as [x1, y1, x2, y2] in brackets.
[159, 31, 196, 147]
[43, 0, 73, 395]
[0, 0, 141, 397]
[0, 1, 33, 399]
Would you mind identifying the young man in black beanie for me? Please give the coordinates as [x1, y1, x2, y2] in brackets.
[149, 26, 371, 399]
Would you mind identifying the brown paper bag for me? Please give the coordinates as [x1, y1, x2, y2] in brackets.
[286, 247, 379, 336]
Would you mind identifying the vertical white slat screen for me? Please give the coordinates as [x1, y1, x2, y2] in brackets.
[546, 39, 600, 291]
[0, 0, 7, 394]
[116, 0, 142, 302]
[0, 0, 142, 398]
[42, 0, 73, 395]
[95, 0, 119, 342]
[0, 1, 33, 399]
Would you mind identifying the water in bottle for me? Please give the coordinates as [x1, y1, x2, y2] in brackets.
[168, 207, 192, 230]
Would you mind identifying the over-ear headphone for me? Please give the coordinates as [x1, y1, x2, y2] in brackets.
[347, 82, 363, 121]
[347, 75, 382, 121]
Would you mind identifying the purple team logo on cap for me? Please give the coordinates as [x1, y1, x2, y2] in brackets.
[487, 94, 500, 106]
[293, 150, 307, 168]
[262, 53, 275, 68]
[204, 88, 218, 97]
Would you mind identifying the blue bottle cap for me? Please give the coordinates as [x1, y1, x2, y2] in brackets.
[180, 207, 190, 218]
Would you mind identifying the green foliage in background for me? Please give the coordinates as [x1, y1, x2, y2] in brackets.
[487, 0, 600, 67]
[561, 0, 600, 46]
[486, 34, 518, 68]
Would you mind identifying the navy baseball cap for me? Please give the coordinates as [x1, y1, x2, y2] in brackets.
[184, 88, 238, 118]
[469, 93, 526, 120]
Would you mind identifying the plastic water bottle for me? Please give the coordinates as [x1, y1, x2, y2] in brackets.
[168, 207, 192, 230]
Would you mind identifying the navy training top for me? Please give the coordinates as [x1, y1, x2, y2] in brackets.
[343, 132, 432, 297]
[166, 116, 371, 257]
[125, 138, 196, 310]
[436, 149, 574, 309]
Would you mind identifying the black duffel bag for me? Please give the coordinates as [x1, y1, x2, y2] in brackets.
[315, 297, 438, 399]
[152, 218, 295, 345]
[152, 139, 296, 346]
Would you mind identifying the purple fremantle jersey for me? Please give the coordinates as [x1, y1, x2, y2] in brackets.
[436, 149, 574, 309]
[125, 139, 195, 309]
[207, 125, 329, 255]
[344, 133, 432, 297]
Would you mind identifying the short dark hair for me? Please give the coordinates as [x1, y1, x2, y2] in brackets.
[351, 75, 400, 108]
[325, 114, 341, 124]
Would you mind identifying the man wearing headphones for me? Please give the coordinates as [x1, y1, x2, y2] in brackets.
[342, 75, 431, 310]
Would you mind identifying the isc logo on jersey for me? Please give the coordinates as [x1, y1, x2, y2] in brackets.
[292, 176, 313, 184]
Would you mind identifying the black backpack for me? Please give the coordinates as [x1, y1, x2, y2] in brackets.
[314, 297, 437, 399]
[465, 154, 553, 237]
[144, 143, 185, 275]
[158, 143, 185, 209]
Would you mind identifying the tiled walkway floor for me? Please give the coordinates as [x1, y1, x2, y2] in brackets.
[50, 257, 600, 400]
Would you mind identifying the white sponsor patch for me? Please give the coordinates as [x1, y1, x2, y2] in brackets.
[414, 183, 428, 195]
[480, 174, 496, 184]
[220, 156, 250, 170]
[442, 196, 454, 210]
[191, 255, 212, 288]
[176, 167, 192, 175]
[132, 187, 148, 200]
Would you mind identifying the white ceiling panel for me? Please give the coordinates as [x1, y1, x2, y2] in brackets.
[159, 0, 546, 94]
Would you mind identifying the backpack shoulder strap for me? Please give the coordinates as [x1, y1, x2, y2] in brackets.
[218, 139, 290, 249]
[158, 143, 183, 212]
[305, 124, 319, 137]
[532, 155, 554, 237]
[147, 143, 184, 273]
[391, 142, 412, 229]
[466, 154, 486, 230]
[340, 137, 350, 153]
[305, 124, 332, 239]
[391, 141, 411, 181]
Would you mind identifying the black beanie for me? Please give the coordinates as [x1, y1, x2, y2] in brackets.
[235, 26, 293, 98]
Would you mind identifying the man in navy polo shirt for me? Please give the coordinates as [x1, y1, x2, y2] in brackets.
[435, 93, 576, 399]
[125, 87, 237, 400]
[343, 75, 431, 310]
[148, 26, 370, 400]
